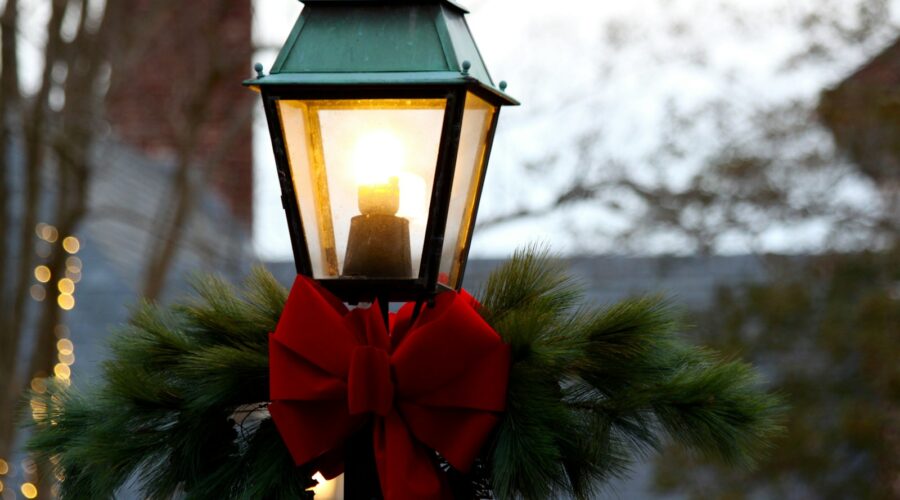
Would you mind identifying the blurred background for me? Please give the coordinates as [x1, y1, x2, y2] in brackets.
[1, 0, 898, 498]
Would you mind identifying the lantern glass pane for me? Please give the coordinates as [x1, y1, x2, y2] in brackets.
[438, 92, 497, 288]
[278, 98, 446, 279]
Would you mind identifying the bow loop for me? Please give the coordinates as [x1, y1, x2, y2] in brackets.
[270, 276, 510, 500]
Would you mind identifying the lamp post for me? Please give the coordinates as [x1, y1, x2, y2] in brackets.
[247, 0, 516, 497]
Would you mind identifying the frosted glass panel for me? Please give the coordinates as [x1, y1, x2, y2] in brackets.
[438, 93, 497, 288]
[278, 99, 446, 279]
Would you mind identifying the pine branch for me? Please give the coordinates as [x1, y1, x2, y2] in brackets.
[24, 255, 784, 500]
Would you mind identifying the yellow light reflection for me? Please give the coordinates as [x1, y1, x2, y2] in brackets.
[21, 481, 38, 498]
[57, 338, 74, 355]
[38, 224, 58, 243]
[54, 363, 71, 379]
[57, 278, 75, 294]
[58, 351, 75, 365]
[30, 398, 47, 418]
[0, 479, 4, 492]
[34, 265, 51, 283]
[30, 285, 46, 302]
[62, 236, 80, 254]
[58, 294, 75, 310]
[0, 458, 8, 474]
[30, 378, 47, 394]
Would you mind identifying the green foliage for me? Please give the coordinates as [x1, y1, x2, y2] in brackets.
[480, 247, 785, 500]
[26, 251, 784, 499]
[653, 247, 900, 499]
[27, 267, 315, 499]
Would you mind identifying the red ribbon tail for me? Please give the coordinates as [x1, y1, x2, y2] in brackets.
[373, 411, 452, 500]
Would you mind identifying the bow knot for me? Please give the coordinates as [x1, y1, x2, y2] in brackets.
[348, 345, 393, 417]
[269, 276, 510, 500]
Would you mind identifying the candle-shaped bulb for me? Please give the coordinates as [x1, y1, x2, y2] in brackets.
[358, 176, 400, 215]
[343, 129, 413, 278]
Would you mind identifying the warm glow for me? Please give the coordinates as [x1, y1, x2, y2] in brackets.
[0, 480, 4, 493]
[21, 482, 38, 498]
[31, 377, 47, 394]
[58, 278, 75, 294]
[54, 363, 71, 379]
[34, 265, 51, 283]
[309, 472, 341, 499]
[59, 351, 75, 365]
[58, 293, 75, 310]
[0, 458, 8, 475]
[353, 129, 405, 186]
[37, 223, 58, 242]
[62, 236, 80, 254]
[57, 338, 74, 355]
[30, 285, 46, 302]
[352, 130, 427, 219]
[397, 172, 427, 219]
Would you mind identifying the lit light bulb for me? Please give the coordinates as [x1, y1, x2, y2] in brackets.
[309, 472, 339, 499]
[354, 130, 404, 215]
[342, 129, 415, 277]
[354, 130, 405, 186]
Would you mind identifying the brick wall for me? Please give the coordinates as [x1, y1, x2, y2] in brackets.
[106, 0, 254, 228]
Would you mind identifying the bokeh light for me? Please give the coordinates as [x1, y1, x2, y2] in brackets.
[29, 285, 46, 302]
[54, 363, 71, 380]
[62, 236, 80, 254]
[57, 278, 75, 294]
[37, 223, 58, 243]
[66, 256, 82, 271]
[21, 481, 37, 499]
[30, 378, 47, 394]
[58, 351, 75, 365]
[34, 265, 51, 283]
[57, 339, 74, 355]
[58, 294, 75, 310]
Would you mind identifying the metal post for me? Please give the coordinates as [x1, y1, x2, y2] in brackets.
[343, 295, 390, 500]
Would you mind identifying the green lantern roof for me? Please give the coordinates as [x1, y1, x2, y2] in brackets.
[246, 0, 516, 104]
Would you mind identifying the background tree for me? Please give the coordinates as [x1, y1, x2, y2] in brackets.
[653, 247, 900, 498]
[0, 0, 254, 480]
[473, 0, 899, 255]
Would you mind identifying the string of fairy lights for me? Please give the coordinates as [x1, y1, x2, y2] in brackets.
[0, 223, 82, 499]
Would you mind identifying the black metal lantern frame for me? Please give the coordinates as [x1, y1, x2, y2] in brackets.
[260, 83, 506, 304]
[249, 0, 517, 306]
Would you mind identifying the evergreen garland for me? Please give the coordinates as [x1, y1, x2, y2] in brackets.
[27, 248, 784, 499]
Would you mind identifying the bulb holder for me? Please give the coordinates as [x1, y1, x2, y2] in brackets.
[343, 214, 412, 278]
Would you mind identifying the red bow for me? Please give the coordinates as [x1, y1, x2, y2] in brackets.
[269, 276, 510, 499]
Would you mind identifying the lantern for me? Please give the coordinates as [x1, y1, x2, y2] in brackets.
[248, 0, 516, 304]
